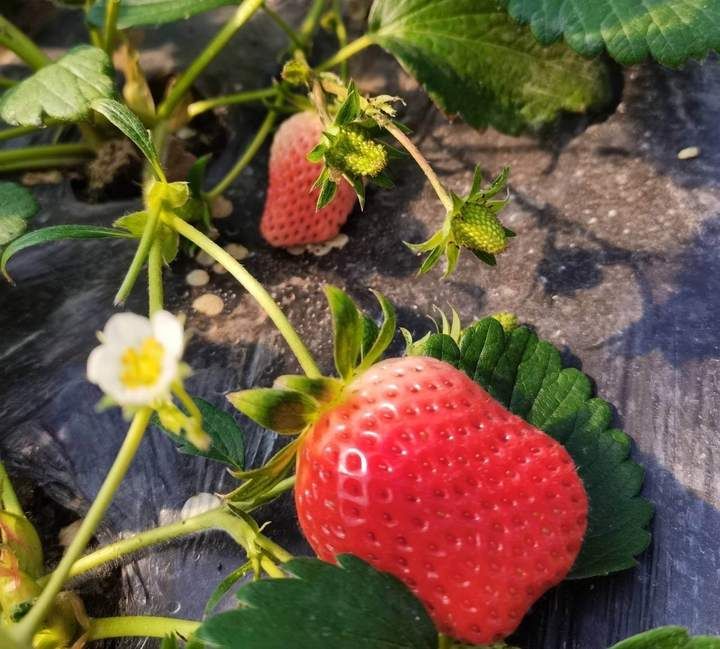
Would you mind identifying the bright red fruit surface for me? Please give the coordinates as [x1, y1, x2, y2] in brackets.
[260, 111, 357, 247]
[295, 356, 588, 644]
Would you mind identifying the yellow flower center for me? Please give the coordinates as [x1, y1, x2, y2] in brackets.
[120, 337, 164, 389]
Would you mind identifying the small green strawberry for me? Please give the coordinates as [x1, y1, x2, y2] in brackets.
[407, 166, 513, 276]
[452, 202, 507, 255]
[491, 311, 519, 333]
[324, 126, 388, 178]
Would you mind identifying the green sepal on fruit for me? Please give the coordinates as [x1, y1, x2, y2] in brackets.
[227, 286, 397, 436]
[407, 166, 514, 276]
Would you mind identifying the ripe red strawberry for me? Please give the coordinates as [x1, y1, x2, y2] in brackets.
[295, 356, 588, 644]
[260, 111, 357, 247]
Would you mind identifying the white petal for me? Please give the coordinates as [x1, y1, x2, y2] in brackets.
[103, 313, 152, 348]
[151, 310, 184, 359]
[87, 345, 111, 385]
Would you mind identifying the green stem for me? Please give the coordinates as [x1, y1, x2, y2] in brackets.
[332, 0, 349, 82]
[114, 202, 160, 306]
[0, 458, 23, 517]
[187, 86, 278, 118]
[157, 0, 264, 120]
[262, 4, 304, 50]
[316, 34, 374, 71]
[438, 633, 453, 649]
[12, 409, 153, 643]
[0, 157, 89, 173]
[298, 0, 327, 45]
[0, 15, 50, 70]
[206, 109, 277, 198]
[40, 506, 291, 585]
[103, 0, 121, 56]
[0, 125, 41, 143]
[163, 214, 320, 377]
[147, 239, 164, 315]
[379, 117, 454, 212]
[87, 616, 199, 640]
[0, 143, 94, 165]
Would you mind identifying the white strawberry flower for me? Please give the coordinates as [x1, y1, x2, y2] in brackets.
[87, 311, 185, 408]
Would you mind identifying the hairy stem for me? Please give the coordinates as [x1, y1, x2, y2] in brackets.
[103, 0, 120, 55]
[316, 34, 374, 71]
[87, 616, 199, 640]
[0, 143, 94, 165]
[262, 4, 304, 50]
[0, 458, 23, 517]
[379, 117, 454, 212]
[298, 0, 327, 45]
[206, 109, 277, 198]
[187, 86, 278, 118]
[0, 125, 41, 143]
[157, 0, 264, 120]
[0, 15, 50, 70]
[148, 239, 164, 314]
[12, 409, 153, 643]
[163, 214, 320, 377]
[114, 202, 160, 306]
[41, 506, 291, 585]
[0, 157, 89, 173]
[332, 0, 349, 82]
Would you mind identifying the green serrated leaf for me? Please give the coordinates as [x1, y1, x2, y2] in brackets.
[0, 46, 113, 127]
[325, 285, 364, 380]
[155, 398, 245, 470]
[90, 98, 165, 180]
[367, 0, 613, 134]
[503, 0, 720, 67]
[227, 389, 318, 435]
[0, 182, 38, 222]
[416, 316, 653, 579]
[610, 627, 720, 649]
[88, 0, 236, 28]
[195, 555, 437, 649]
[1, 225, 133, 281]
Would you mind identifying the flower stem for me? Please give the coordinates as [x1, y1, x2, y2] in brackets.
[187, 86, 278, 118]
[0, 143, 94, 165]
[87, 616, 199, 640]
[0, 458, 23, 517]
[148, 239, 164, 315]
[0, 15, 50, 71]
[157, 0, 264, 120]
[298, 0, 327, 45]
[0, 125, 41, 143]
[379, 117, 454, 213]
[103, 0, 120, 56]
[262, 4, 304, 50]
[12, 408, 153, 643]
[332, 0, 349, 82]
[162, 214, 320, 378]
[114, 203, 160, 306]
[206, 109, 278, 199]
[40, 506, 292, 585]
[0, 157, 90, 173]
[315, 34, 374, 72]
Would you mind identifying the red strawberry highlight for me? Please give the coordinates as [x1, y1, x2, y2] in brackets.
[260, 111, 357, 247]
[295, 356, 588, 644]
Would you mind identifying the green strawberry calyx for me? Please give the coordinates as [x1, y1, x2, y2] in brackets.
[306, 78, 404, 210]
[224, 286, 397, 502]
[406, 166, 514, 276]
